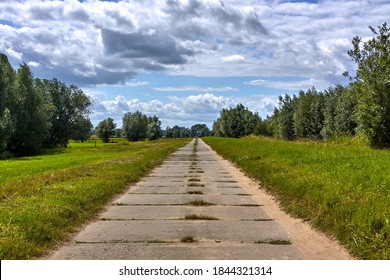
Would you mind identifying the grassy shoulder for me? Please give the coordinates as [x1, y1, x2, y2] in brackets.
[203, 136, 390, 260]
[0, 138, 189, 259]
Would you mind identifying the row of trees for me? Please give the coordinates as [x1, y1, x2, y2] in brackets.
[0, 54, 92, 156]
[96, 113, 211, 142]
[165, 124, 211, 138]
[213, 23, 390, 148]
[260, 85, 357, 141]
[96, 112, 164, 142]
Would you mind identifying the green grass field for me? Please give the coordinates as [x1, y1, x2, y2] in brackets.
[203, 136, 390, 260]
[0, 138, 189, 259]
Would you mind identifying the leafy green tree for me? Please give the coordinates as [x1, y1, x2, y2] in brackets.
[268, 108, 280, 138]
[321, 85, 344, 139]
[147, 116, 163, 140]
[307, 91, 325, 139]
[293, 88, 324, 139]
[334, 86, 358, 135]
[213, 104, 260, 138]
[278, 94, 296, 140]
[190, 124, 210, 137]
[122, 111, 148, 141]
[0, 54, 15, 152]
[293, 90, 312, 139]
[345, 22, 390, 147]
[96, 117, 116, 143]
[71, 116, 93, 142]
[165, 126, 190, 138]
[43, 79, 92, 147]
[8, 64, 50, 155]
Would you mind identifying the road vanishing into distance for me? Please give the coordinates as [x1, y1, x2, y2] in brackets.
[49, 139, 350, 260]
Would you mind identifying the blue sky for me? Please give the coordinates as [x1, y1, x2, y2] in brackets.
[1, 0, 389, 128]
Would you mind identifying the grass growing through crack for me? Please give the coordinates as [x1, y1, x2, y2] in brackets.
[0, 138, 189, 259]
[186, 199, 215, 206]
[187, 191, 203, 195]
[180, 236, 198, 243]
[188, 178, 201, 182]
[203, 136, 390, 259]
[147, 240, 174, 244]
[255, 240, 291, 245]
[183, 214, 218, 220]
[187, 183, 205, 187]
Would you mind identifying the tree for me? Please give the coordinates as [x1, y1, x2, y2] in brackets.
[307, 90, 325, 139]
[293, 90, 312, 139]
[334, 86, 358, 136]
[293, 88, 324, 140]
[8, 64, 50, 155]
[71, 116, 93, 142]
[190, 124, 210, 137]
[213, 104, 260, 138]
[278, 94, 296, 140]
[345, 22, 390, 147]
[122, 111, 148, 141]
[43, 79, 92, 147]
[0, 54, 15, 153]
[96, 117, 116, 143]
[254, 117, 273, 137]
[321, 85, 343, 139]
[165, 126, 190, 138]
[0, 53, 92, 156]
[147, 116, 163, 140]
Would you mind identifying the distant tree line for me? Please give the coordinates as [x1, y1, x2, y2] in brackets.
[213, 23, 390, 148]
[96, 112, 164, 142]
[96, 113, 212, 142]
[0, 54, 92, 157]
[165, 123, 211, 138]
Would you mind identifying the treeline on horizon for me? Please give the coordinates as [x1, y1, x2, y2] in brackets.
[214, 23, 390, 149]
[95, 115, 211, 143]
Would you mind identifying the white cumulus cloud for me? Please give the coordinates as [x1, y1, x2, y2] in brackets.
[222, 55, 245, 63]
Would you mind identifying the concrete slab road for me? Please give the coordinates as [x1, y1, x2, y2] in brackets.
[48, 139, 315, 259]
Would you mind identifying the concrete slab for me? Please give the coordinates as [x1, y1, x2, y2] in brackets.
[113, 194, 259, 206]
[49, 242, 302, 260]
[130, 186, 242, 195]
[75, 220, 290, 243]
[100, 206, 271, 221]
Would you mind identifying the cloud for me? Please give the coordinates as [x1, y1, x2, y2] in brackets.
[100, 93, 234, 115]
[124, 81, 150, 87]
[0, 0, 388, 90]
[169, 93, 236, 114]
[90, 92, 238, 127]
[27, 60, 40, 67]
[89, 91, 278, 128]
[100, 28, 194, 65]
[245, 78, 323, 91]
[153, 86, 238, 92]
[0, 0, 270, 85]
[222, 55, 245, 63]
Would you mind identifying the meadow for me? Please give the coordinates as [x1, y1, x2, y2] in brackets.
[203, 136, 390, 260]
[0, 138, 189, 259]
